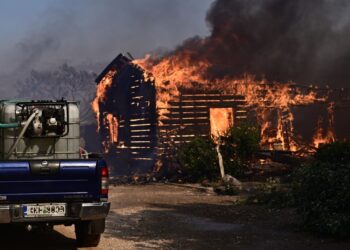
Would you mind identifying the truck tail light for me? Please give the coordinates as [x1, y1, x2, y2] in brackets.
[100, 166, 109, 195]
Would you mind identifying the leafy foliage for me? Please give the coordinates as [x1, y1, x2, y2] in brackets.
[220, 123, 261, 176]
[293, 142, 350, 237]
[177, 123, 261, 181]
[177, 137, 219, 181]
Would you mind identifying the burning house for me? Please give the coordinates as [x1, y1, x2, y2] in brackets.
[92, 54, 248, 175]
[92, 53, 348, 176]
[90, 0, 350, 176]
[3, 0, 348, 178]
[92, 55, 157, 176]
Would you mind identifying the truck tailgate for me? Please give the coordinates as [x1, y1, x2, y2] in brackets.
[0, 160, 101, 203]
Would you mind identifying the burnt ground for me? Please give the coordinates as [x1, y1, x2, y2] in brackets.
[0, 184, 349, 250]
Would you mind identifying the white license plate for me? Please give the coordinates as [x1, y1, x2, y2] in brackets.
[23, 203, 66, 218]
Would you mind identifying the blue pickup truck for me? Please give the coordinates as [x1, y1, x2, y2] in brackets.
[0, 100, 110, 247]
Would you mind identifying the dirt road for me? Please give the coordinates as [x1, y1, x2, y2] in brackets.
[0, 184, 349, 249]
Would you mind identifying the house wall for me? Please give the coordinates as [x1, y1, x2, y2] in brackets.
[157, 89, 247, 170]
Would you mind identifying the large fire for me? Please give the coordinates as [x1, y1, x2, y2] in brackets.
[92, 51, 335, 153]
[132, 52, 331, 152]
[133, 52, 208, 118]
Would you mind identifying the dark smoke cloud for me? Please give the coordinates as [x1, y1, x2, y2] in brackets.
[175, 0, 350, 87]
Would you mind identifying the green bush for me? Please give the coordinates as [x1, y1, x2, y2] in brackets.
[220, 123, 261, 176]
[177, 137, 219, 181]
[177, 123, 261, 181]
[177, 123, 260, 181]
[293, 142, 350, 237]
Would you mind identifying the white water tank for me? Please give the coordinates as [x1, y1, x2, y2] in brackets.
[0, 100, 80, 160]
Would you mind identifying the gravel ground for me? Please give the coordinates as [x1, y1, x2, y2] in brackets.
[0, 184, 349, 250]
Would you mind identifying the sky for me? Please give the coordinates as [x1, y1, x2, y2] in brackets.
[1, 0, 348, 94]
[0, 0, 214, 76]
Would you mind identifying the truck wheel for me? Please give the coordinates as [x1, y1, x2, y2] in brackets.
[75, 221, 101, 247]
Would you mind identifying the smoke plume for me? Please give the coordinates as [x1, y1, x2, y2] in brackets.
[174, 0, 350, 87]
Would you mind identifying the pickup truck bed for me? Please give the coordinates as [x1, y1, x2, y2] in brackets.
[0, 159, 110, 247]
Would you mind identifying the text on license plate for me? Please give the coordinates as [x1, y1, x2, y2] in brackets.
[23, 204, 66, 217]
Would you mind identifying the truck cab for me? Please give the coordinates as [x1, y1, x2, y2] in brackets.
[0, 100, 110, 247]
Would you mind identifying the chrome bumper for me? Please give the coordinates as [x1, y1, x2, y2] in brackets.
[0, 202, 110, 223]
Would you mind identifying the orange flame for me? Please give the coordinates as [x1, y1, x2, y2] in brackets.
[91, 70, 117, 130]
[106, 113, 118, 144]
[312, 102, 335, 148]
[92, 51, 334, 153]
[134, 53, 328, 151]
[101, 113, 119, 153]
[210, 108, 234, 138]
[134, 52, 209, 118]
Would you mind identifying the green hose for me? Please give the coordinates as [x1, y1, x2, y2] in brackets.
[0, 123, 19, 128]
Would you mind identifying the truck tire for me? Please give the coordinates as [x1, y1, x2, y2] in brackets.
[75, 221, 102, 247]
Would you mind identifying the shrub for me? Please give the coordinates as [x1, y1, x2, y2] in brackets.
[293, 142, 350, 237]
[177, 123, 260, 182]
[220, 122, 261, 176]
[177, 137, 219, 181]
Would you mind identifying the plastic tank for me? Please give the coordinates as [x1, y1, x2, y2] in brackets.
[0, 100, 80, 160]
